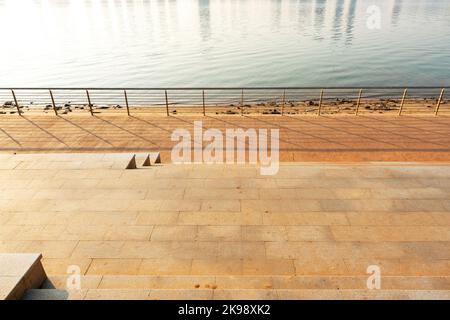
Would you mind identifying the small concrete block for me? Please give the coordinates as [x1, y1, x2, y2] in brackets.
[153, 153, 161, 164]
[143, 155, 151, 167]
[126, 155, 137, 170]
[0, 253, 46, 300]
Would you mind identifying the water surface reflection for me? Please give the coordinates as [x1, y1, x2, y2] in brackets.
[0, 0, 449, 87]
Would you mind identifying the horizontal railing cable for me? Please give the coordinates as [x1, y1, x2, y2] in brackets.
[0, 87, 447, 116]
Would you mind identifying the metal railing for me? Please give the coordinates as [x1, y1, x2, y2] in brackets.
[0, 87, 448, 116]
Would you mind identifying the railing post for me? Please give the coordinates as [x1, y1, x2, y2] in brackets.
[398, 88, 407, 116]
[124, 89, 130, 116]
[241, 89, 244, 116]
[202, 90, 206, 116]
[11, 89, 22, 116]
[281, 89, 286, 115]
[355, 89, 363, 116]
[86, 89, 93, 116]
[435, 88, 445, 116]
[318, 89, 324, 116]
[49, 89, 58, 116]
[165, 90, 169, 116]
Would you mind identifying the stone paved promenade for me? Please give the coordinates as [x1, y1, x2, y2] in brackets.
[1, 114, 450, 162]
[0, 153, 449, 299]
[1, 114, 450, 299]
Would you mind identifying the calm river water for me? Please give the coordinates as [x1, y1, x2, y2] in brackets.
[1, 0, 449, 87]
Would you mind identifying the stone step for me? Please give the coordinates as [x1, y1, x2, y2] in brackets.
[42, 275, 450, 291]
[8, 152, 161, 170]
[22, 288, 450, 300]
[0, 253, 47, 300]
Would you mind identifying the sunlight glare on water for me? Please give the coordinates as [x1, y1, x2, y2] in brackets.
[0, 0, 449, 87]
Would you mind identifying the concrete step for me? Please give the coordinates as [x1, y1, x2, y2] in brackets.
[42, 275, 450, 291]
[22, 288, 450, 300]
[0, 253, 47, 300]
[8, 152, 160, 170]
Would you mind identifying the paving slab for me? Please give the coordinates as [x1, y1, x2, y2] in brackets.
[0, 153, 449, 299]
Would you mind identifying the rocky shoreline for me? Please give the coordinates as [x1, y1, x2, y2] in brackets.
[1, 97, 447, 115]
